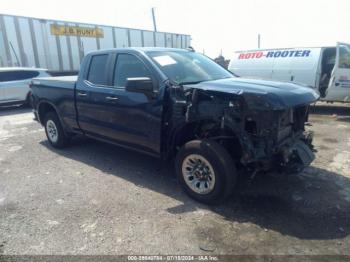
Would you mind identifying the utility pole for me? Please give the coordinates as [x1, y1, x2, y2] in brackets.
[258, 34, 261, 49]
[151, 8, 157, 32]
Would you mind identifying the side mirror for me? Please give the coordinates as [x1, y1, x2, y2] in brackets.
[125, 77, 154, 93]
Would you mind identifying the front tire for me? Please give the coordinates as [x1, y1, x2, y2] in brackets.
[44, 112, 69, 148]
[175, 139, 237, 204]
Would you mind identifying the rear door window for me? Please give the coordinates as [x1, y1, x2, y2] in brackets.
[0, 70, 40, 82]
[87, 54, 109, 85]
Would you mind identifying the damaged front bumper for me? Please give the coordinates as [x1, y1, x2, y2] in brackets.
[240, 131, 315, 174]
[277, 132, 315, 173]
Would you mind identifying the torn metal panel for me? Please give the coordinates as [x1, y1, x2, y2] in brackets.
[164, 80, 317, 175]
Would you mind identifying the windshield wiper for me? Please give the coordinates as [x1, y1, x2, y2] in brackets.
[179, 77, 234, 86]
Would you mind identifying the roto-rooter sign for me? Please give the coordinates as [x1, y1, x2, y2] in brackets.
[238, 50, 311, 59]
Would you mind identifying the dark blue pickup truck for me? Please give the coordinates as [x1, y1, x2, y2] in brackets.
[31, 48, 319, 204]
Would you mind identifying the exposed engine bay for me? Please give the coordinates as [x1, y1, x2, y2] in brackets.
[164, 82, 316, 175]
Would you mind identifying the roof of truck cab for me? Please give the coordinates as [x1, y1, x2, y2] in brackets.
[0, 67, 48, 72]
[86, 47, 191, 56]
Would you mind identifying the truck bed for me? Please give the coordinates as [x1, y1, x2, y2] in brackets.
[31, 75, 79, 133]
[32, 75, 78, 89]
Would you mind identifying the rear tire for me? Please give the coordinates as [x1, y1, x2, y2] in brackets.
[23, 92, 33, 108]
[27, 95, 33, 108]
[175, 139, 237, 205]
[44, 112, 69, 148]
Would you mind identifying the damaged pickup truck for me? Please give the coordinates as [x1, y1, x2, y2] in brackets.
[31, 48, 319, 204]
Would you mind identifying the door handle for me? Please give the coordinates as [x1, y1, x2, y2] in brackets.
[77, 92, 87, 97]
[105, 96, 119, 101]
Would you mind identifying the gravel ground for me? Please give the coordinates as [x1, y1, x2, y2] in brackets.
[0, 103, 349, 255]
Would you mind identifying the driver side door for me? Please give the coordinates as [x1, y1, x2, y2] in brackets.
[108, 52, 163, 155]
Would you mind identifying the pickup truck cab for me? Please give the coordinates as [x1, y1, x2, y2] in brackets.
[31, 48, 319, 204]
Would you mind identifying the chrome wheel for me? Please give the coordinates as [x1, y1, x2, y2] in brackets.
[181, 154, 216, 195]
[46, 120, 58, 143]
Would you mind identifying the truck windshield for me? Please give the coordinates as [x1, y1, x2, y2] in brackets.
[146, 51, 233, 85]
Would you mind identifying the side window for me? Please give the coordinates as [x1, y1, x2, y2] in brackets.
[0, 70, 40, 82]
[0, 72, 11, 82]
[21, 71, 40, 79]
[339, 44, 350, 69]
[114, 54, 152, 88]
[87, 54, 109, 85]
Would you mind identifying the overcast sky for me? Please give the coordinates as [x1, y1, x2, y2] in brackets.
[1, 0, 349, 58]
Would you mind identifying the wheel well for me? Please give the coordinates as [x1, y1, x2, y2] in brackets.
[38, 103, 56, 124]
[169, 121, 243, 160]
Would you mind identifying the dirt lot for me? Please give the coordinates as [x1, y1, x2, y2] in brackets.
[0, 103, 349, 255]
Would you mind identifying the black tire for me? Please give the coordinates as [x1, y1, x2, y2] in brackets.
[21, 93, 33, 108]
[26, 93, 33, 108]
[175, 139, 237, 204]
[44, 112, 69, 148]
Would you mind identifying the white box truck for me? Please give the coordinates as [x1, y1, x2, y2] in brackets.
[228, 43, 350, 102]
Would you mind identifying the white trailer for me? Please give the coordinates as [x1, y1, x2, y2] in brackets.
[0, 14, 191, 73]
[228, 43, 350, 102]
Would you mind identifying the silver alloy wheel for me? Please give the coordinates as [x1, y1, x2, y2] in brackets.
[181, 154, 216, 195]
[46, 120, 59, 143]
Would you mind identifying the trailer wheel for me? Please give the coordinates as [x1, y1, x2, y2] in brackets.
[175, 139, 237, 204]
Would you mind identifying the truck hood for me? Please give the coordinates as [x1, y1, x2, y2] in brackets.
[184, 77, 319, 110]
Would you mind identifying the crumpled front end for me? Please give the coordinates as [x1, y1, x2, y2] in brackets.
[238, 105, 316, 173]
[168, 80, 318, 174]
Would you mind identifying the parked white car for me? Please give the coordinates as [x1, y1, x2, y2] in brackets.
[228, 42, 350, 103]
[0, 67, 51, 106]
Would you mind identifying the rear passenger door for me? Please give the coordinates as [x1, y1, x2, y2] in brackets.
[75, 53, 120, 139]
[0, 73, 6, 103]
[2, 70, 39, 101]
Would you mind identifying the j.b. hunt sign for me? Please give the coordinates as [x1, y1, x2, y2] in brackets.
[238, 50, 311, 59]
[50, 24, 104, 38]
